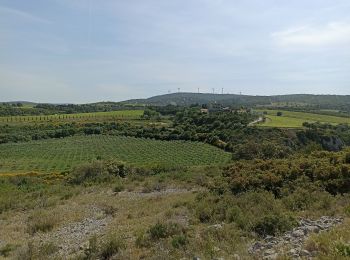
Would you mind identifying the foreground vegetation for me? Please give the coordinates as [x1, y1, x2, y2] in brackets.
[0, 101, 350, 259]
[0, 148, 349, 259]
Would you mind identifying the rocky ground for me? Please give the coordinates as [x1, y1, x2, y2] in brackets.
[249, 216, 344, 259]
[31, 189, 193, 258]
[34, 206, 112, 258]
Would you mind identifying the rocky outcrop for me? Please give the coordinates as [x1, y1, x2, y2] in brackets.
[321, 136, 344, 152]
[249, 216, 343, 259]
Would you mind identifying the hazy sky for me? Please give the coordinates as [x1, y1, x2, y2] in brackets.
[1, 0, 350, 103]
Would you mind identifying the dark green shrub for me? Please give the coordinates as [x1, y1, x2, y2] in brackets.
[0, 244, 17, 257]
[99, 235, 125, 260]
[69, 161, 106, 184]
[253, 214, 296, 236]
[334, 241, 350, 257]
[148, 222, 183, 241]
[149, 222, 168, 240]
[106, 160, 127, 178]
[171, 235, 188, 249]
[197, 207, 212, 223]
[345, 153, 350, 164]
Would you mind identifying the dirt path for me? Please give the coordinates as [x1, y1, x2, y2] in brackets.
[248, 116, 264, 126]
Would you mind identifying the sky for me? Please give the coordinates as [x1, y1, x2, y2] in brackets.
[1, 0, 350, 103]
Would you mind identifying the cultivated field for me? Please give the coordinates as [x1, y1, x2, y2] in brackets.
[0, 110, 144, 124]
[257, 109, 350, 128]
[0, 135, 231, 174]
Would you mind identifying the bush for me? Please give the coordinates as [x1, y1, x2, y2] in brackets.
[99, 235, 125, 260]
[345, 153, 350, 164]
[334, 241, 350, 257]
[106, 160, 127, 178]
[253, 214, 296, 236]
[282, 188, 334, 212]
[171, 235, 188, 249]
[149, 222, 169, 240]
[192, 191, 297, 237]
[224, 155, 350, 197]
[135, 221, 185, 249]
[69, 161, 106, 184]
[0, 244, 17, 257]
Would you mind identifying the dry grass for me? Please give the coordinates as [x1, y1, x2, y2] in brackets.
[304, 218, 350, 259]
[0, 180, 202, 259]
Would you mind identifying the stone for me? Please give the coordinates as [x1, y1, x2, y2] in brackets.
[263, 249, 276, 256]
[289, 248, 298, 255]
[300, 249, 311, 256]
[210, 224, 223, 229]
[251, 241, 264, 251]
[265, 235, 275, 242]
[292, 229, 304, 238]
[263, 253, 278, 259]
[304, 225, 320, 233]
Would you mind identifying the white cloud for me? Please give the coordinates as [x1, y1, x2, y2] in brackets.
[272, 21, 350, 48]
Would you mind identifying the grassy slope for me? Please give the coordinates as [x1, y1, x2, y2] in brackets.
[0, 135, 231, 173]
[257, 109, 350, 128]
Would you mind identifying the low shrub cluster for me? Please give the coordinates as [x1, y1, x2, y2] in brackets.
[136, 222, 187, 249]
[69, 160, 127, 185]
[80, 234, 125, 260]
[224, 151, 350, 197]
[191, 149, 350, 238]
[193, 191, 297, 236]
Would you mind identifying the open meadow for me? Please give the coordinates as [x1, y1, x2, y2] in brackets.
[256, 109, 350, 128]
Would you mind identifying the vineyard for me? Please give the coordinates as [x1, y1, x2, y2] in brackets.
[0, 135, 231, 173]
[0, 110, 144, 124]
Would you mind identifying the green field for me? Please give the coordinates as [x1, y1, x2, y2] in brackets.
[0, 110, 144, 124]
[256, 109, 350, 128]
[0, 135, 231, 173]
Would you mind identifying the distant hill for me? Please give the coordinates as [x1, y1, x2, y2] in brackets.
[124, 93, 267, 106]
[3, 101, 37, 105]
[122, 93, 350, 109]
